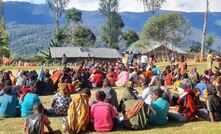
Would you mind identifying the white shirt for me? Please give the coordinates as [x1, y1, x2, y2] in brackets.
[141, 55, 148, 64]
[141, 86, 155, 104]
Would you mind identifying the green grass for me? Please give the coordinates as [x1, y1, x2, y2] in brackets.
[1, 89, 221, 134]
[0, 60, 221, 134]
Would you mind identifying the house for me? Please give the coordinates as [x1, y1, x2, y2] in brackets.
[123, 40, 189, 62]
[50, 47, 122, 65]
[125, 40, 187, 55]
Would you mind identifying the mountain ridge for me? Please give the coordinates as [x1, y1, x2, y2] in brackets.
[3, 1, 221, 57]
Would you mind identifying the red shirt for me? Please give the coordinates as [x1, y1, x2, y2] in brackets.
[92, 72, 104, 86]
[91, 102, 116, 132]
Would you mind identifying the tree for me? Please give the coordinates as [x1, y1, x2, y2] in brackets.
[47, 0, 70, 34]
[206, 34, 215, 48]
[99, 0, 124, 49]
[71, 25, 96, 47]
[66, 7, 82, 27]
[122, 30, 139, 48]
[54, 26, 68, 45]
[142, 13, 190, 45]
[0, 1, 9, 58]
[200, 0, 209, 61]
[190, 45, 201, 53]
[139, 0, 166, 15]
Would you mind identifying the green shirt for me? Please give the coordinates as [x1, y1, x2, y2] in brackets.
[150, 98, 169, 125]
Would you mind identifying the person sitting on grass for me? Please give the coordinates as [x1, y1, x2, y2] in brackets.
[115, 67, 130, 87]
[119, 81, 156, 130]
[106, 67, 118, 86]
[102, 79, 118, 108]
[47, 83, 72, 116]
[195, 77, 208, 101]
[89, 68, 104, 88]
[24, 103, 54, 134]
[63, 88, 91, 134]
[90, 90, 117, 132]
[19, 86, 41, 117]
[196, 84, 221, 122]
[149, 88, 169, 125]
[0, 86, 18, 117]
[140, 79, 154, 105]
[169, 85, 196, 123]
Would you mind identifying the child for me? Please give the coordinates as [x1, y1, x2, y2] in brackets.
[24, 103, 54, 134]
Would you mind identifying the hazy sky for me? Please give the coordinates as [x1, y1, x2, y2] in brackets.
[4, 0, 221, 12]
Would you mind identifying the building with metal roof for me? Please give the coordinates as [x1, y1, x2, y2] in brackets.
[125, 40, 187, 55]
[50, 47, 122, 65]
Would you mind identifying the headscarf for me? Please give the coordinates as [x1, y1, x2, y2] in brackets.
[58, 83, 70, 97]
[67, 93, 90, 133]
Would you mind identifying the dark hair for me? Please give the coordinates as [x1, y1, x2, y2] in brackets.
[45, 73, 50, 78]
[204, 70, 209, 75]
[96, 91, 106, 101]
[215, 70, 221, 77]
[152, 88, 163, 98]
[8, 71, 12, 75]
[201, 77, 208, 82]
[103, 79, 111, 87]
[143, 78, 150, 87]
[157, 79, 164, 86]
[182, 73, 188, 79]
[4, 80, 12, 86]
[34, 103, 44, 113]
[82, 88, 91, 97]
[3, 86, 12, 94]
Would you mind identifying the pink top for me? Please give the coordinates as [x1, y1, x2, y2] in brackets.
[91, 102, 116, 132]
[116, 71, 129, 86]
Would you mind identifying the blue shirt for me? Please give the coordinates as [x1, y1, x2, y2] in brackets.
[153, 68, 160, 76]
[196, 83, 207, 95]
[0, 94, 18, 117]
[20, 93, 40, 117]
[150, 98, 169, 125]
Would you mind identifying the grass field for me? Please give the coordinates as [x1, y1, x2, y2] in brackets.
[0, 60, 221, 134]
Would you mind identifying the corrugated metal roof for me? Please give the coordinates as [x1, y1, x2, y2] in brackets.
[50, 47, 122, 59]
[125, 41, 187, 54]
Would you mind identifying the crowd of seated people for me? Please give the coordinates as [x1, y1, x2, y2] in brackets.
[0, 56, 221, 133]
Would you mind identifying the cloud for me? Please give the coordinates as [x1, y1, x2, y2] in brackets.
[3, 0, 221, 12]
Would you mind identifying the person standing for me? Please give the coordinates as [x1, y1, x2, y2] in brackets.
[62, 54, 68, 67]
[141, 52, 148, 68]
[179, 56, 187, 76]
[207, 51, 214, 70]
[128, 51, 134, 66]
[123, 51, 129, 67]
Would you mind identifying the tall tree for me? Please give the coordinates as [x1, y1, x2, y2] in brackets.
[71, 25, 96, 47]
[66, 8, 82, 25]
[200, 0, 209, 61]
[139, 0, 166, 15]
[47, 0, 70, 34]
[142, 13, 190, 45]
[122, 30, 139, 48]
[0, 0, 9, 58]
[99, 0, 124, 49]
[206, 34, 215, 50]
